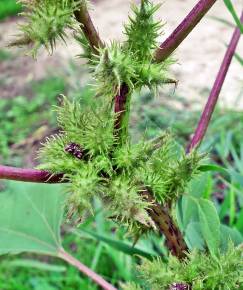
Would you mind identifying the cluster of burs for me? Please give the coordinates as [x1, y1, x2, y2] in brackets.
[14, 1, 242, 289]
[14, 0, 201, 229]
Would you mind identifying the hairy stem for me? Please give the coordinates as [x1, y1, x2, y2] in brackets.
[0, 165, 64, 183]
[114, 83, 130, 143]
[140, 188, 188, 259]
[74, 1, 104, 53]
[154, 0, 218, 62]
[187, 11, 243, 152]
[58, 249, 117, 290]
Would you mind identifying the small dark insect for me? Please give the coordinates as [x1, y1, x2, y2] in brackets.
[65, 142, 84, 160]
[170, 283, 190, 290]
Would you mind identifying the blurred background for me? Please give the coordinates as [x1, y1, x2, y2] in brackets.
[0, 0, 242, 289]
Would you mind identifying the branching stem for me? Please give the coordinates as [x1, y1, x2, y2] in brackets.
[0, 165, 64, 183]
[140, 188, 188, 259]
[187, 11, 243, 152]
[154, 0, 218, 62]
[74, 1, 104, 53]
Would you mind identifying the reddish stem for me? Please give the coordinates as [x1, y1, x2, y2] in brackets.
[114, 83, 130, 141]
[0, 165, 64, 183]
[74, 1, 104, 53]
[58, 249, 117, 290]
[187, 11, 243, 152]
[154, 0, 217, 62]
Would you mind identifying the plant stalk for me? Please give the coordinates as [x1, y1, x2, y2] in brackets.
[58, 248, 117, 290]
[74, 1, 104, 53]
[154, 0, 218, 62]
[0, 165, 64, 183]
[140, 188, 188, 259]
[114, 83, 130, 143]
[187, 11, 243, 152]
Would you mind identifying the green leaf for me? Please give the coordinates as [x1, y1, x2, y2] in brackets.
[185, 222, 205, 251]
[0, 181, 66, 256]
[73, 228, 157, 260]
[197, 199, 220, 256]
[235, 208, 243, 232]
[179, 196, 199, 230]
[220, 224, 243, 252]
[223, 0, 243, 33]
[6, 259, 66, 272]
[187, 172, 213, 198]
[180, 196, 220, 255]
[198, 164, 229, 176]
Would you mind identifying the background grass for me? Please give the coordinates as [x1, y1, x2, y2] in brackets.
[0, 0, 22, 20]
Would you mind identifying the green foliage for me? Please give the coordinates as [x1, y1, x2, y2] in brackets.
[177, 188, 242, 254]
[0, 0, 22, 20]
[5, 0, 243, 288]
[93, 44, 137, 96]
[0, 183, 147, 289]
[0, 77, 65, 164]
[124, 244, 242, 290]
[75, 227, 157, 260]
[0, 261, 96, 290]
[0, 181, 65, 256]
[124, 282, 142, 290]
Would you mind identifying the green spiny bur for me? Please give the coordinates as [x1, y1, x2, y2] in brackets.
[124, 0, 162, 61]
[38, 95, 204, 234]
[17, 0, 82, 56]
[93, 44, 137, 96]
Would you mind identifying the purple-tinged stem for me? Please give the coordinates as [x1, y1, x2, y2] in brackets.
[114, 83, 130, 143]
[0, 165, 64, 183]
[187, 11, 243, 152]
[74, 1, 104, 53]
[58, 249, 117, 290]
[154, 0, 217, 62]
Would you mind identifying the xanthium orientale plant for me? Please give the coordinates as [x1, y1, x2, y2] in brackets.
[1, 0, 242, 289]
